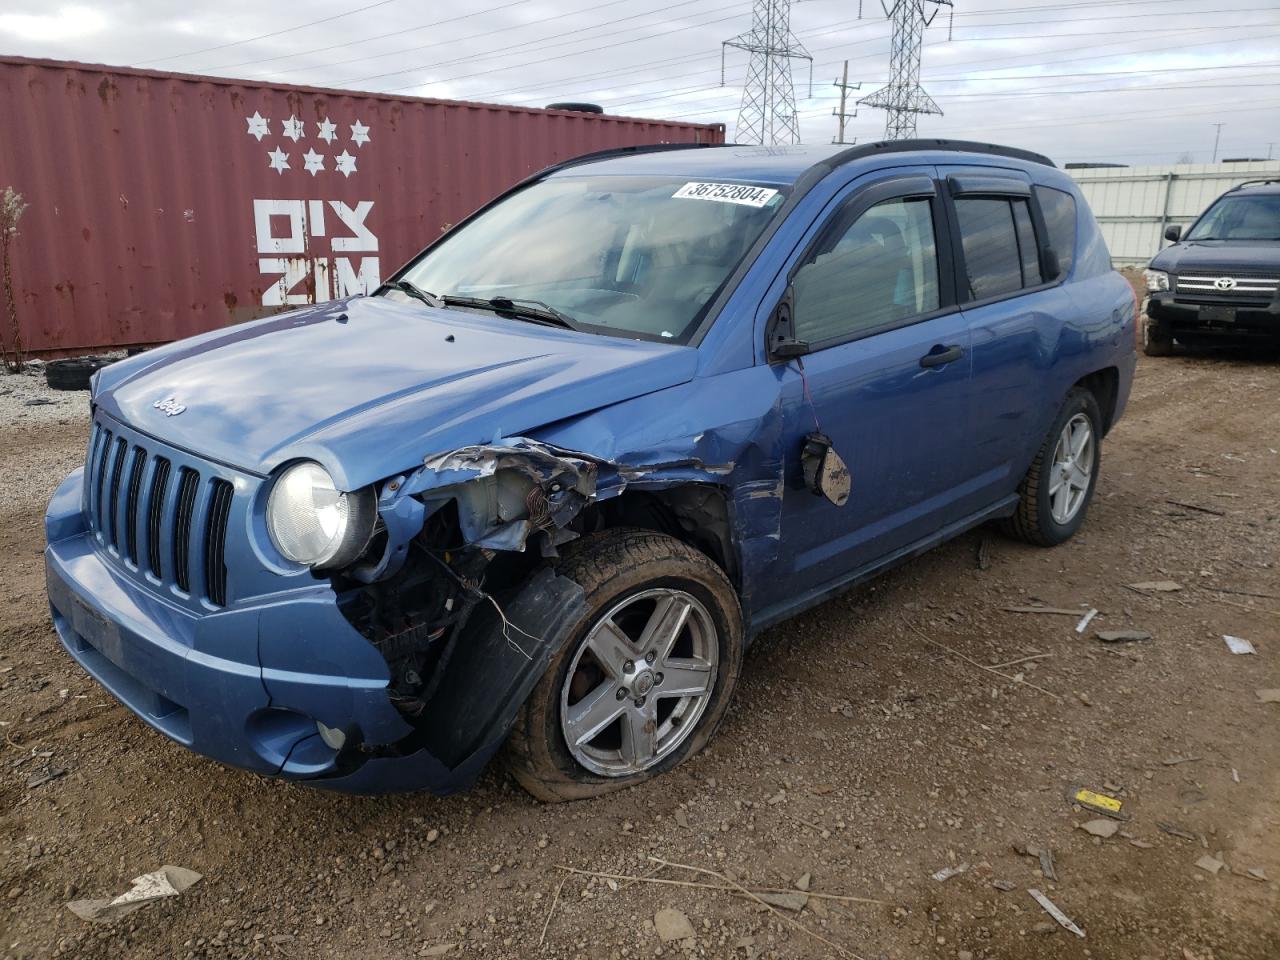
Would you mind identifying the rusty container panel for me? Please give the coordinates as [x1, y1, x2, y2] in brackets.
[0, 56, 724, 356]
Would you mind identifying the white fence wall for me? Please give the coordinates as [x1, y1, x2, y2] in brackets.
[1069, 161, 1280, 267]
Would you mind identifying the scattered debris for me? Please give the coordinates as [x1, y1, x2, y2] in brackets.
[654, 907, 696, 942]
[421, 946, 454, 957]
[931, 863, 969, 883]
[1194, 855, 1225, 875]
[1158, 822, 1198, 842]
[1003, 606, 1085, 616]
[1164, 499, 1225, 517]
[1127, 580, 1183, 593]
[23, 397, 56, 406]
[1162, 756, 1201, 766]
[754, 891, 809, 911]
[1075, 608, 1099, 633]
[1095, 629, 1152, 644]
[1232, 768, 1240, 783]
[1071, 786, 1126, 819]
[976, 538, 992, 571]
[1038, 848, 1058, 881]
[1079, 819, 1120, 839]
[26, 767, 66, 789]
[1028, 889, 1085, 938]
[992, 879, 1017, 892]
[1129, 839, 1154, 849]
[1246, 867, 1268, 882]
[1223, 635, 1256, 655]
[794, 873, 811, 892]
[66, 866, 202, 923]
[1256, 689, 1280, 704]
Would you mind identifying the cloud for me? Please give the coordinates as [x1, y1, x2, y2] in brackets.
[0, 5, 107, 43]
[0, 0, 1277, 165]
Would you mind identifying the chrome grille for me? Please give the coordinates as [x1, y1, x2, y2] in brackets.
[83, 421, 233, 607]
[1175, 273, 1279, 300]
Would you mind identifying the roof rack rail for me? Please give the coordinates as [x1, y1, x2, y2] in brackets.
[827, 138, 1056, 170]
[1231, 178, 1280, 190]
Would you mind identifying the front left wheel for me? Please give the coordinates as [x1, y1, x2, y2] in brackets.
[504, 529, 743, 802]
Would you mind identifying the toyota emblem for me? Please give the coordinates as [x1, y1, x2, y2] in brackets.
[1214, 276, 1237, 291]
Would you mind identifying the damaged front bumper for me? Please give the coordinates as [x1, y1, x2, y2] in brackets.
[44, 468, 585, 795]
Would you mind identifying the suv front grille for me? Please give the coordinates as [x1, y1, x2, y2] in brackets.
[1175, 273, 1278, 303]
[85, 420, 235, 607]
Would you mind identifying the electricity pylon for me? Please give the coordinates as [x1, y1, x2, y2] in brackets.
[722, 0, 813, 145]
[857, 0, 953, 141]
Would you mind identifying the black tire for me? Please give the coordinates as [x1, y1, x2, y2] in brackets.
[545, 101, 604, 114]
[1142, 317, 1175, 357]
[504, 528, 743, 802]
[1002, 387, 1103, 547]
[45, 356, 113, 391]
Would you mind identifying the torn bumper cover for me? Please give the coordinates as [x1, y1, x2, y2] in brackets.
[44, 467, 586, 795]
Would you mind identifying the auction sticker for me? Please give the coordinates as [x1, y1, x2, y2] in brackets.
[672, 182, 779, 207]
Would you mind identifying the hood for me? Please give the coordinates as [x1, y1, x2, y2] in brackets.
[94, 296, 698, 489]
[1150, 240, 1280, 274]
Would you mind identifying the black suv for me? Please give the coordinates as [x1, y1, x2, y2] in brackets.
[1143, 179, 1280, 355]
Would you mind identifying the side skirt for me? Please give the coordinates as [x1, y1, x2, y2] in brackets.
[746, 494, 1020, 639]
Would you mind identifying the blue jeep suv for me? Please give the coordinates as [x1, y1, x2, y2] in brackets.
[45, 140, 1137, 800]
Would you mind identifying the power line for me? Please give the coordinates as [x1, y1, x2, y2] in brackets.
[527, 14, 1275, 117]
[134, 0, 403, 67]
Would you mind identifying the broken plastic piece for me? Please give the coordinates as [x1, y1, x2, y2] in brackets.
[1028, 888, 1085, 938]
[1223, 635, 1256, 655]
[66, 865, 202, 923]
[1074, 608, 1099, 633]
[1071, 786, 1124, 818]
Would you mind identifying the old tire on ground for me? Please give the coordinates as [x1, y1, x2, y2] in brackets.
[45, 356, 113, 391]
[504, 528, 743, 802]
[1002, 386, 1103, 547]
[1142, 317, 1175, 357]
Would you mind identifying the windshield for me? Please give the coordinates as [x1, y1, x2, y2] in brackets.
[1185, 193, 1280, 241]
[394, 175, 788, 343]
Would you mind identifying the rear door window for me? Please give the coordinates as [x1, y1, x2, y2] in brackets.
[955, 196, 1045, 300]
[955, 198, 1022, 300]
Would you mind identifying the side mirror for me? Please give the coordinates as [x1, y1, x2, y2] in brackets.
[1164, 224, 1182, 243]
[767, 286, 810, 362]
[801, 433, 851, 507]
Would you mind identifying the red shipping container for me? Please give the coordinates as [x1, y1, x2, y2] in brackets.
[0, 56, 724, 357]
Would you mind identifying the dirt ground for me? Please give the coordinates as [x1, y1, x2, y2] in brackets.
[2, 344, 1277, 960]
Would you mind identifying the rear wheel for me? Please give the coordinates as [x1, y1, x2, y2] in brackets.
[1143, 317, 1175, 357]
[504, 529, 742, 802]
[1003, 387, 1102, 547]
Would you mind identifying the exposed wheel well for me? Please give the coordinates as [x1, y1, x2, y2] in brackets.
[1075, 367, 1119, 434]
[589, 486, 739, 590]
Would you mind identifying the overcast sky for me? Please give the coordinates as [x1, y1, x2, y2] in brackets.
[2, 0, 1278, 166]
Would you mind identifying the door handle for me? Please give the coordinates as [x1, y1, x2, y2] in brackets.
[919, 344, 965, 368]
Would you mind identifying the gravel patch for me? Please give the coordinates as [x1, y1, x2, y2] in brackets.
[0, 364, 93, 516]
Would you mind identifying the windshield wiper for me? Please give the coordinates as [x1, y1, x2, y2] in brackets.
[382, 279, 445, 309]
[440, 294, 578, 330]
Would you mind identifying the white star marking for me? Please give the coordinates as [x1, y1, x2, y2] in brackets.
[349, 119, 370, 148]
[267, 147, 290, 174]
[281, 115, 305, 142]
[317, 117, 337, 144]
[334, 150, 357, 178]
[245, 111, 270, 141]
[302, 148, 325, 176]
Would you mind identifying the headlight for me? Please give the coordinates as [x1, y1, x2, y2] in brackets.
[266, 462, 375, 569]
[1144, 269, 1170, 292]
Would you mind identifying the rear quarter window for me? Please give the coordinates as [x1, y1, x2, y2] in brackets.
[1033, 186, 1077, 276]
